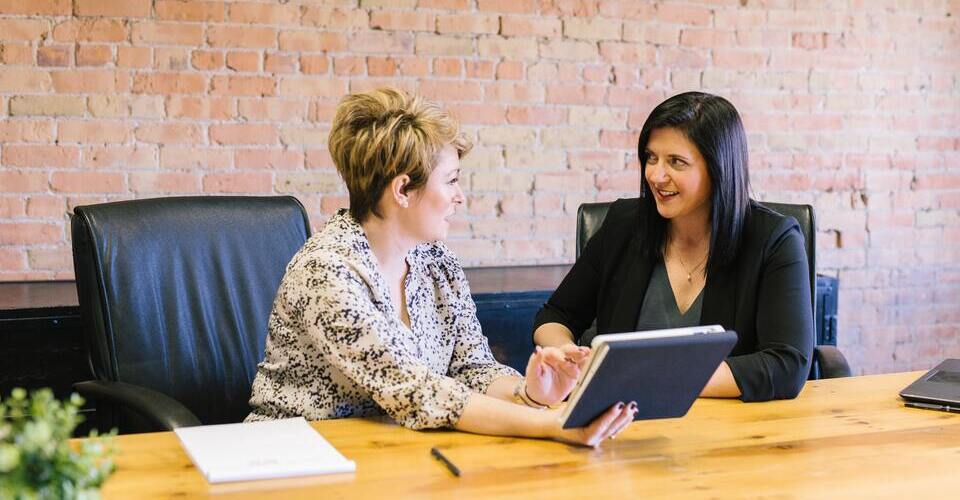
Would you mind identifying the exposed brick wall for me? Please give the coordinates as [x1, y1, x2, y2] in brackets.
[0, 0, 958, 375]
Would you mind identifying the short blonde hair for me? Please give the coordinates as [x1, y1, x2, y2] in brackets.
[328, 87, 472, 222]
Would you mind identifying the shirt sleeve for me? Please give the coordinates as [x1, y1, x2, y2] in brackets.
[725, 224, 816, 401]
[288, 256, 473, 430]
[431, 244, 521, 391]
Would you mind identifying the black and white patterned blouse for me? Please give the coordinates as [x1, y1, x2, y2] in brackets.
[246, 210, 519, 429]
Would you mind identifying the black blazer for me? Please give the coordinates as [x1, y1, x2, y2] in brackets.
[534, 198, 815, 402]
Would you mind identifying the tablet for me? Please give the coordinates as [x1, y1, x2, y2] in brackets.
[560, 325, 738, 429]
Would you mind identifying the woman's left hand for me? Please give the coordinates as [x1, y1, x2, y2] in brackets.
[524, 344, 591, 407]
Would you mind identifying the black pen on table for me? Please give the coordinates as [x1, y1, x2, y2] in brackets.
[430, 446, 461, 477]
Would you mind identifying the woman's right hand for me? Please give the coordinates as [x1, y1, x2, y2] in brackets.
[546, 401, 637, 447]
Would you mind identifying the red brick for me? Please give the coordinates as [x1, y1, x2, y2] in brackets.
[350, 31, 415, 54]
[50, 172, 125, 193]
[502, 239, 564, 262]
[203, 172, 273, 193]
[37, 46, 70, 66]
[4, 144, 80, 168]
[0, 247, 25, 271]
[27, 247, 72, 271]
[305, 149, 335, 169]
[75, 0, 151, 17]
[166, 96, 236, 120]
[129, 172, 200, 193]
[279, 77, 347, 98]
[656, 3, 713, 26]
[501, 16, 561, 37]
[0, 223, 61, 245]
[0, 171, 48, 191]
[399, 57, 430, 77]
[300, 55, 330, 74]
[415, 33, 474, 56]
[0, 0, 70, 15]
[535, 171, 595, 192]
[437, 13, 499, 34]
[659, 47, 709, 69]
[477, 0, 536, 14]
[51, 70, 127, 93]
[713, 49, 768, 69]
[133, 72, 206, 94]
[135, 123, 203, 144]
[191, 50, 224, 70]
[133, 23, 206, 46]
[0, 19, 48, 41]
[210, 75, 276, 96]
[0, 121, 55, 142]
[367, 56, 398, 76]
[208, 26, 277, 49]
[52, 18, 126, 42]
[210, 124, 279, 145]
[75, 44, 112, 66]
[265, 53, 297, 74]
[235, 149, 304, 170]
[465, 60, 495, 79]
[370, 10, 435, 31]
[545, 84, 606, 105]
[539, 39, 598, 61]
[563, 16, 622, 41]
[154, 48, 191, 71]
[301, 7, 369, 29]
[117, 46, 151, 68]
[418, 0, 469, 8]
[476, 36, 540, 60]
[506, 106, 566, 125]
[0, 44, 33, 64]
[229, 3, 300, 25]
[156, 1, 225, 21]
[445, 104, 505, 125]
[10, 95, 86, 116]
[26, 196, 63, 217]
[333, 56, 365, 76]
[238, 98, 305, 122]
[226, 51, 260, 72]
[484, 82, 544, 103]
[308, 101, 337, 123]
[83, 146, 157, 169]
[58, 121, 132, 143]
[433, 57, 462, 77]
[420, 80, 481, 101]
[496, 61, 524, 80]
[160, 147, 232, 169]
[599, 42, 657, 65]
[280, 31, 347, 52]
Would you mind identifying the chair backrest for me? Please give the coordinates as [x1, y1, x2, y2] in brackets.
[71, 196, 310, 426]
[575, 200, 817, 314]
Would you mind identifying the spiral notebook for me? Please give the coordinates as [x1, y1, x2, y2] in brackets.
[174, 417, 356, 483]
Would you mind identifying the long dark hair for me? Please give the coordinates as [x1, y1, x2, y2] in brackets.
[637, 91, 751, 276]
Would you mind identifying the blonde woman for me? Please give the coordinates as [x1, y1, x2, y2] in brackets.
[246, 88, 634, 446]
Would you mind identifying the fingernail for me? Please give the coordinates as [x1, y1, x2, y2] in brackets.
[616, 402, 624, 410]
[629, 402, 637, 410]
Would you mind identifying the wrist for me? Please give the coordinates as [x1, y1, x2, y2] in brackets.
[513, 379, 548, 409]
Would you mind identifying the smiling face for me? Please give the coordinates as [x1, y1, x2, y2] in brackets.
[643, 127, 713, 225]
[402, 144, 465, 242]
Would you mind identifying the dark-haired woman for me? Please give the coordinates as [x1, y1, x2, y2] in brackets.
[533, 92, 814, 402]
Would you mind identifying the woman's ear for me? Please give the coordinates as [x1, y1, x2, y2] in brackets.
[390, 174, 411, 208]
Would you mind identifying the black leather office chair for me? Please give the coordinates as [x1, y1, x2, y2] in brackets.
[576, 201, 851, 380]
[70, 196, 311, 433]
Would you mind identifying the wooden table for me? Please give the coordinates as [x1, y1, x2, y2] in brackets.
[92, 371, 960, 498]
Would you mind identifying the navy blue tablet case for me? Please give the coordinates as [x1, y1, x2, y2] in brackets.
[562, 330, 738, 429]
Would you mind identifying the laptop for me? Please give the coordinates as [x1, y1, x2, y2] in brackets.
[560, 325, 738, 429]
[899, 359, 960, 412]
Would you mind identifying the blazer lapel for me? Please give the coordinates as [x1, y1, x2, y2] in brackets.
[701, 262, 737, 330]
[607, 233, 653, 333]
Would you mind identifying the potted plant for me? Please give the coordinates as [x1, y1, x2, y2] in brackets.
[0, 388, 116, 499]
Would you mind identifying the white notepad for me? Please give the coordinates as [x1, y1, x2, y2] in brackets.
[174, 417, 356, 483]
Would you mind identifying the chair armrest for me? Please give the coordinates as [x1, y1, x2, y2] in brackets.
[73, 380, 201, 431]
[814, 345, 851, 379]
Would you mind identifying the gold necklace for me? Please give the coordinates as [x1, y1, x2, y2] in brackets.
[674, 246, 708, 282]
